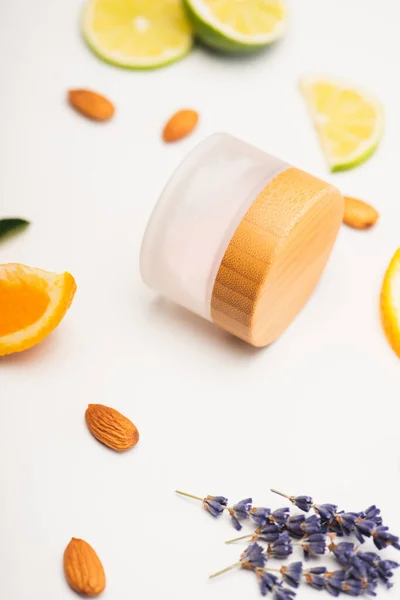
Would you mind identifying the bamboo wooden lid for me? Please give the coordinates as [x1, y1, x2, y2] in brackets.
[211, 167, 343, 347]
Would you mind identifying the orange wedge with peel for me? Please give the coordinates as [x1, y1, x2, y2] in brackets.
[0, 263, 76, 356]
[380, 249, 400, 358]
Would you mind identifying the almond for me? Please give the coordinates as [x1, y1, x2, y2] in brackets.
[343, 196, 379, 230]
[85, 404, 139, 451]
[68, 89, 115, 122]
[64, 538, 106, 597]
[162, 109, 199, 142]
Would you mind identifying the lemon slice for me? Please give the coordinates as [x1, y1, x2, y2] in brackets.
[183, 0, 287, 53]
[82, 0, 193, 70]
[381, 249, 400, 358]
[300, 75, 384, 172]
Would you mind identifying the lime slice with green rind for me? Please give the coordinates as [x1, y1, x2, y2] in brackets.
[183, 0, 287, 53]
[300, 74, 384, 172]
[82, 0, 193, 70]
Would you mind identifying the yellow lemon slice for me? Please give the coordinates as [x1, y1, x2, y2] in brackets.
[381, 249, 400, 358]
[0, 263, 76, 356]
[82, 0, 193, 70]
[300, 75, 384, 172]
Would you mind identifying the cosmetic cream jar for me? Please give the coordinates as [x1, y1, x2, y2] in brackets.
[140, 133, 343, 347]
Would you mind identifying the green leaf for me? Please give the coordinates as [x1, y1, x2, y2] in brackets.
[0, 218, 30, 243]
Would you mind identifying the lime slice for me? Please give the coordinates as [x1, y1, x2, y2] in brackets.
[82, 0, 193, 70]
[183, 0, 287, 53]
[300, 75, 384, 172]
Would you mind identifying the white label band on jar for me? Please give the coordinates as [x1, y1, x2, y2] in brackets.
[140, 133, 290, 321]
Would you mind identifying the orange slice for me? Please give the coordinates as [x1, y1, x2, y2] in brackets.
[380, 249, 400, 358]
[0, 263, 76, 356]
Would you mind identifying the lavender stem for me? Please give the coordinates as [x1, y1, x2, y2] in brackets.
[175, 490, 204, 502]
[225, 533, 252, 544]
[270, 489, 292, 500]
[209, 562, 241, 579]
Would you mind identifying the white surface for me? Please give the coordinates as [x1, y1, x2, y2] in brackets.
[1, 1, 400, 599]
[140, 132, 288, 320]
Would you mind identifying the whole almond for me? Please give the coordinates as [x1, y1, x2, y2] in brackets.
[64, 538, 106, 597]
[68, 89, 115, 121]
[162, 109, 199, 142]
[85, 404, 139, 451]
[343, 196, 379, 230]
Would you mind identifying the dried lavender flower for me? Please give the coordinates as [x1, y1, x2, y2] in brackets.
[258, 572, 279, 596]
[376, 559, 400, 588]
[286, 515, 306, 538]
[272, 585, 296, 600]
[241, 542, 267, 570]
[323, 570, 346, 597]
[209, 542, 266, 579]
[176, 490, 253, 529]
[270, 489, 313, 513]
[356, 550, 381, 567]
[225, 522, 281, 545]
[257, 523, 282, 543]
[341, 577, 363, 597]
[347, 555, 369, 581]
[353, 506, 382, 543]
[354, 517, 375, 544]
[251, 507, 272, 526]
[204, 495, 228, 517]
[223, 506, 290, 542]
[304, 515, 323, 534]
[268, 532, 293, 559]
[229, 498, 253, 531]
[270, 507, 290, 527]
[314, 503, 338, 523]
[286, 514, 321, 538]
[330, 511, 359, 536]
[292, 496, 313, 513]
[361, 580, 378, 597]
[304, 567, 327, 591]
[280, 562, 303, 588]
[328, 540, 356, 565]
[300, 533, 326, 560]
[363, 505, 383, 526]
[175, 490, 230, 519]
[233, 498, 252, 519]
[372, 525, 400, 551]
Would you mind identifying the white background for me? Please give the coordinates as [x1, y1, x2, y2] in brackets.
[1, 0, 400, 598]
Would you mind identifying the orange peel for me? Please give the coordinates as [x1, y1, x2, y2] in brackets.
[380, 249, 400, 357]
[0, 263, 76, 356]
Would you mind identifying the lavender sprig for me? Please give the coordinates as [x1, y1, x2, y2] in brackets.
[209, 542, 266, 579]
[175, 490, 253, 530]
[204, 495, 229, 517]
[270, 489, 313, 513]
